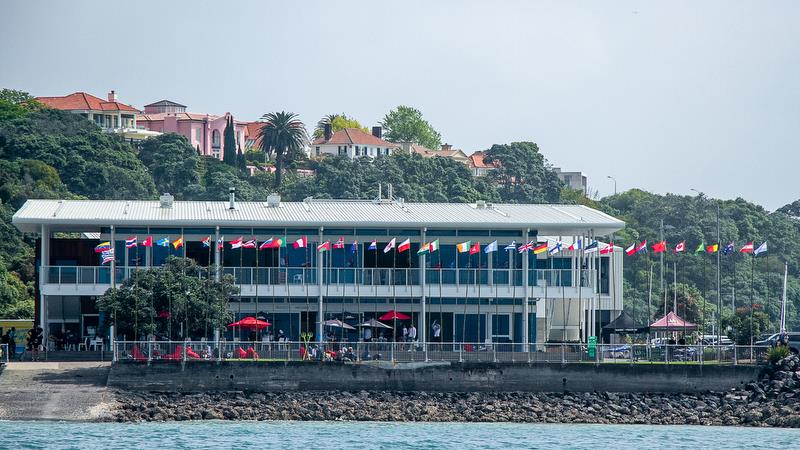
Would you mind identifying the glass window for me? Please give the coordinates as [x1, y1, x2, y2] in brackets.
[387, 229, 420, 236]
[458, 229, 491, 236]
[324, 228, 356, 236]
[355, 228, 388, 236]
[315, 146, 320, 156]
[195, 127, 202, 141]
[491, 230, 522, 237]
[427, 229, 457, 236]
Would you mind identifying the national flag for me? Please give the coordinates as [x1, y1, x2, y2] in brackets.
[549, 241, 562, 255]
[484, 241, 498, 253]
[350, 240, 358, 253]
[241, 239, 257, 249]
[504, 241, 517, 251]
[723, 242, 735, 255]
[398, 238, 411, 253]
[293, 236, 307, 249]
[259, 238, 274, 250]
[568, 239, 583, 251]
[230, 237, 244, 249]
[583, 241, 599, 254]
[600, 243, 614, 255]
[94, 241, 111, 253]
[428, 239, 440, 253]
[754, 241, 767, 256]
[125, 237, 137, 248]
[333, 237, 345, 249]
[625, 242, 637, 256]
[201, 236, 211, 248]
[456, 241, 472, 253]
[651, 240, 666, 254]
[172, 237, 184, 249]
[156, 237, 170, 247]
[100, 249, 115, 264]
[739, 242, 754, 253]
[317, 240, 330, 252]
[469, 242, 481, 255]
[706, 243, 719, 254]
[532, 243, 548, 254]
[217, 236, 224, 250]
[674, 241, 685, 254]
[417, 242, 430, 255]
[635, 240, 647, 254]
[368, 240, 377, 251]
[694, 242, 705, 254]
[275, 237, 287, 248]
[384, 238, 396, 253]
[142, 236, 153, 247]
[518, 241, 534, 253]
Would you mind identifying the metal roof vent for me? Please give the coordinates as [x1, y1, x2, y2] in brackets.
[476, 200, 486, 209]
[159, 193, 174, 209]
[266, 193, 281, 208]
[228, 187, 237, 210]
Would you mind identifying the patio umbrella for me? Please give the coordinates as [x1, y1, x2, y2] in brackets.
[323, 319, 356, 330]
[379, 310, 411, 321]
[359, 318, 393, 329]
[228, 316, 271, 330]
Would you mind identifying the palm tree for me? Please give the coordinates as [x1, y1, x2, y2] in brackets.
[258, 112, 308, 188]
[314, 114, 340, 139]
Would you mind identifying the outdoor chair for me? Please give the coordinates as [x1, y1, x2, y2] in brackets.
[89, 337, 103, 351]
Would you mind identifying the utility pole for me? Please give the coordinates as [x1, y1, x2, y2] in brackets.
[660, 219, 665, 317]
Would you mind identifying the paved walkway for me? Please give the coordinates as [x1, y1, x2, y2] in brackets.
[0, 362, 116, 421]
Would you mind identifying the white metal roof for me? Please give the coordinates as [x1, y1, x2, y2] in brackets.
[12, 199, 624, 236]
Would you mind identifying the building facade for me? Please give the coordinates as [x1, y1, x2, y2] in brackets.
[35, 90, 160, 141]
[311, 127, 400, 159]
[554, 168, 588, 195]
[13, 196, 624, 347]
[137, 100, 248, 159]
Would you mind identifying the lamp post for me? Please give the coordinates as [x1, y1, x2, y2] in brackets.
[606, 176, 617, 195]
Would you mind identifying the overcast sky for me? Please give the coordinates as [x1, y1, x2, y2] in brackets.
[2, 1, 798, 209]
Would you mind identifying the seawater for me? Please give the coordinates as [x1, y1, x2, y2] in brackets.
[1, 421, 798, 449]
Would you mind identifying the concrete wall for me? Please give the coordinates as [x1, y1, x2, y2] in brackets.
[108, 361, 760, 394]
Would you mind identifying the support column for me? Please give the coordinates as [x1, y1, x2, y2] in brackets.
[39, 224, 49, 333]
[419, 227, 427, 344]
[317, 227, 324, 343]
[214, 226, 221, 281]
[110, 225, 116, 289]
[522, 228, 529, 352]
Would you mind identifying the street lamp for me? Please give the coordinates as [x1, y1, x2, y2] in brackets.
[607, 176, 617, 195]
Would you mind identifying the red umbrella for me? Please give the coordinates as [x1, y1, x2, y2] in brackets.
[228, 316, 271, 330]
[379, 310, 411, 321]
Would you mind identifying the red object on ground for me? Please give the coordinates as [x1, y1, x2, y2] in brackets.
[131, 346, 147, 361]
[237, 347, 248, 359]
[246, 346, 260, 359]
[162, 345, 183, 360]
[227, 316, 271, 330]
[185, 347, 201, 359]
[379, 310, 411, 321]
[649, 311, 698, 331]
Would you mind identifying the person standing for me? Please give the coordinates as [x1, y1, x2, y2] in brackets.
[363, 326, 372, 342]
[402, 324, 409, 342]
[408, 324, 417, 342]
[432, 320, 441, 342]
[8, 327, 16, 359]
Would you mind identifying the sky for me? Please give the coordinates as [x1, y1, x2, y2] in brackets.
[2, 1, 798, 210]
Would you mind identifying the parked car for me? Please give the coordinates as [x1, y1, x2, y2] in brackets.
[755, 332, 800, 353]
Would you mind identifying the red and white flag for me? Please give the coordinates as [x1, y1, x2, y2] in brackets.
[242, 239, 257, 249]
[674, 241, 685, 254]
[141, 236, 153, 247]
[229, 237, 244, 249]
[384, 238, 396, 253]
[740, 242, 754, 253]
[397, 238, 411, 253]
[293, 236, 307, 249]
[333, 237, 345, 249]
[599, 243, 614, 255]
[625, 242, 636, 256]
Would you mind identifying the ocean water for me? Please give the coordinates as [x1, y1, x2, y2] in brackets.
[1, 421, 798, 449]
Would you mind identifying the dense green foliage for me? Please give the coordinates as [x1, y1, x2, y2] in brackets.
[484, 142, 564, 203]
[223, 116, 237, 166]
[138, 133, 203, 199]
[313, 114, 368, 139]
[257, 111, 308, 188]
[97, 258, 238, 339]
[380, 105, 442, 151]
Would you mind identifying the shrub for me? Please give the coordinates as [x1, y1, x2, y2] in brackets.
[766, 346, 790, 365]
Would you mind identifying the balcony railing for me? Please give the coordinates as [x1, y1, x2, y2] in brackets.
[43, 266, 595, 289]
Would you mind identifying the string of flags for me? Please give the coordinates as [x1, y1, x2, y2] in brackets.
[93, 235, 770, 264]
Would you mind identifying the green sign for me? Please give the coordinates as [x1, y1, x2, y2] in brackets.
[588, 336, 597, 358]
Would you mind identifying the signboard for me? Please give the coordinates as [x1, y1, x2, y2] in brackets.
[587, 336, 597, 359]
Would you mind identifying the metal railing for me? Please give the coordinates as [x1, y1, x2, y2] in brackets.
[113, 340, 770, 366]
[44, 266, 596, 289]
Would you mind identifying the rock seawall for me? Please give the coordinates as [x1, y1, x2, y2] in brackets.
[111, 356, 800, 427]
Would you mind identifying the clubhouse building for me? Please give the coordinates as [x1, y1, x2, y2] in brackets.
[12, 193, 625, 347]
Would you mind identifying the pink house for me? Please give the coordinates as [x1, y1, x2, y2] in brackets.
[137, 100, 248, 160]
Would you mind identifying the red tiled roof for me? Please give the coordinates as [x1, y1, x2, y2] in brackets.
[245, 122, 264, 147]
[36, 92, 139, 112]
[311, 128, 399, 147]
[469, 151, 495, 169]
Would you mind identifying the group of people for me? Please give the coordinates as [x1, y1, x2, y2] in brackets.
[1, 327, 17, 359]
[1, 326, 45, 361]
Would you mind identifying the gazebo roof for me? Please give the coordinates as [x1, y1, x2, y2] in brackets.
[649, 311, 697, 331]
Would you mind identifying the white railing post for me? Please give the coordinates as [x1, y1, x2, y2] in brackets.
[148, 339, 153, 365]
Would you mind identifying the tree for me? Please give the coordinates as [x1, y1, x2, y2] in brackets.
[0, 89, 42, 121]
[97, 257, 238, 339]
[483, 142, 564, 203]
[778, 200, 800, 218]
[137, 133, 202, 199]
[313, 114, 368, 139]
[723, 310, 770, 345]
[223, 116, 237, 166]
[258, 112, 308, 188]
[0, 256, 34, 319]
[380, 105, 442, 150]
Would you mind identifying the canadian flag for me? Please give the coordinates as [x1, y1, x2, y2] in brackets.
[674, 241, 685, 254]
[293, 236, 307, 249]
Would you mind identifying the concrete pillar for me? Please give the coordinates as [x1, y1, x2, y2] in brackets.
[419, 227, 427, 344]
[214, 226, 220, 281]
[39, 224, 49, 333]
[522, 228, 529, 351]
